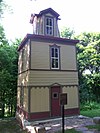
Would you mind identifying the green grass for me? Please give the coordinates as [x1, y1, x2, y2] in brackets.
[0, 119, 82, 133]
[86, 125, 100, 131]
[80, 109, 100, 118]
[0, 108, 100, 133]
[80, 102, 100, 111]
[0, 118, 27, 133]
[56, 129, 81, 133]
[80, 109, 100, 131]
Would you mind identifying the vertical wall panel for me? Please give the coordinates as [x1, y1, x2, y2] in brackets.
[23, 87, 28, 111]
[62, 86, 79, 109]
[17, 87, 20, 106]
[31, 87, 50, 112]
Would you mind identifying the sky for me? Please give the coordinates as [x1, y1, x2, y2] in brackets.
[2, 0, 100, 41]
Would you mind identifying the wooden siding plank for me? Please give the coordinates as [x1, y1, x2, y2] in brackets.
[31, 87, 50, 112]
[18, 71, 30, 86]
[23, 87, 28, 111]
[31, 42, 50, 69]
[61, 45, 77, 70]
[17, 87, 20, 106]
[29, 71, 78, 86]
[18, 42, 30, 73]
[62, 86, 79, 109]
[31, 41, 77, 70]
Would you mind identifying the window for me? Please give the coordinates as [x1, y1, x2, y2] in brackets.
[50, 45, 60, 69]
[52, 92, 58, 99]
[45, 17, 53, 35]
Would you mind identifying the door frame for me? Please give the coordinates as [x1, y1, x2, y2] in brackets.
[50, 85, 62, 117]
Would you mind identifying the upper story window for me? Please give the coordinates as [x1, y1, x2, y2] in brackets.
[45, 17, 53, 36]
[50, 45, 60, 69]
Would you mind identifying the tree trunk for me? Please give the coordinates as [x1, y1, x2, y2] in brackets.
[2, 91, 5, 118]
[11, 104, 13, 116]
[2, 103, 5, 118]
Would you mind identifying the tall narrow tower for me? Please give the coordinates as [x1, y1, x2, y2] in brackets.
[17, 8, 79, 123]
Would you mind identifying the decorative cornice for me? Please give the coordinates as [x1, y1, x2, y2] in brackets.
[18, 34, 79, 51]
[18, 68, 78, 75]
[17, 84, 78, 88]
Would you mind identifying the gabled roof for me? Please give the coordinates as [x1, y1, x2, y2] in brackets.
[40, 8, 59, 17]
[18, 34, 79, 51]
[35, 8, 60, 19]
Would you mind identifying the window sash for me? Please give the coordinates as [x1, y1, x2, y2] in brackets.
[45, 17, 53, 35]
[51, 47, 60, 69]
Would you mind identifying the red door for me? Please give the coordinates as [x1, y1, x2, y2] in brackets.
[51, 86, 61, 117]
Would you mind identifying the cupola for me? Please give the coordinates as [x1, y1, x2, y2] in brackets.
[30, 8, 60, 37]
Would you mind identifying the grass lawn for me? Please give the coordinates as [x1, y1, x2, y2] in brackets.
[80, 109, 100, 118]
[86, 125, 100, 131]
[0, 118, 82, 133]
[0, 108, 100, 133]
[80, 109, 100, 131]
[0, 118, 27, 133]
[56, 129, 81, 133]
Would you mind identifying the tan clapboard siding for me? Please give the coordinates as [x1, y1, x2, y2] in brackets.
[61, 45, 77, 70]
[31, 41, 77, 70]
[40, 15, 45, 35]
[54, 17, 59, 37]
[33, 16, 44, 35]
[17, 87, 20, 106]
[23, 87, 28, 111]
[29, 70, 78, 86]
[17, 87, 28, 111]
[62, 86, 79, 109]
[45, 13, 54, 17]
[18, 42, 30, 73]
[39, 16, 44, 35]
[31, 42, 50, 69]
[30, 87, 50, 112]
[23, 43, 30, 71]
[18, 71, 30, 86]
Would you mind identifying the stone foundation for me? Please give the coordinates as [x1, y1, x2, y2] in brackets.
[93, 117, 100, 124]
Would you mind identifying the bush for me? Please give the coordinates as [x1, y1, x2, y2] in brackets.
[80, 102, 100, 111]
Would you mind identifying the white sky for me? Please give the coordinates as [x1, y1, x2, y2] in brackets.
[2, 0, 100, 41]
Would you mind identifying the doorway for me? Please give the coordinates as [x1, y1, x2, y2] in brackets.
[51, 86, 61, 117]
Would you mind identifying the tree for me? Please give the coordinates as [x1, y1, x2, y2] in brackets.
[0, 1, 19, 117]
[0, 0, 8, 18]
[76, 32, 100, 103]
[0, 40, 20, 117]
[0, 0, 12, 20]
[0, 25, 8, 47]
[60, 28, 100, 103]
[0, 0, 3, 16]
[76, 32, 100, 75]
[60, 27, 75, 39]
[0, 27, 9, 117]
[0, 24, 21, 117]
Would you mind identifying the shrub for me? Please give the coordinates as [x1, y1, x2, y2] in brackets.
[80, 102, 100, 111]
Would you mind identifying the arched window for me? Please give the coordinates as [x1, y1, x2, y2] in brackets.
[45, 17, 54, 36]
[50, 44, 60, 69]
